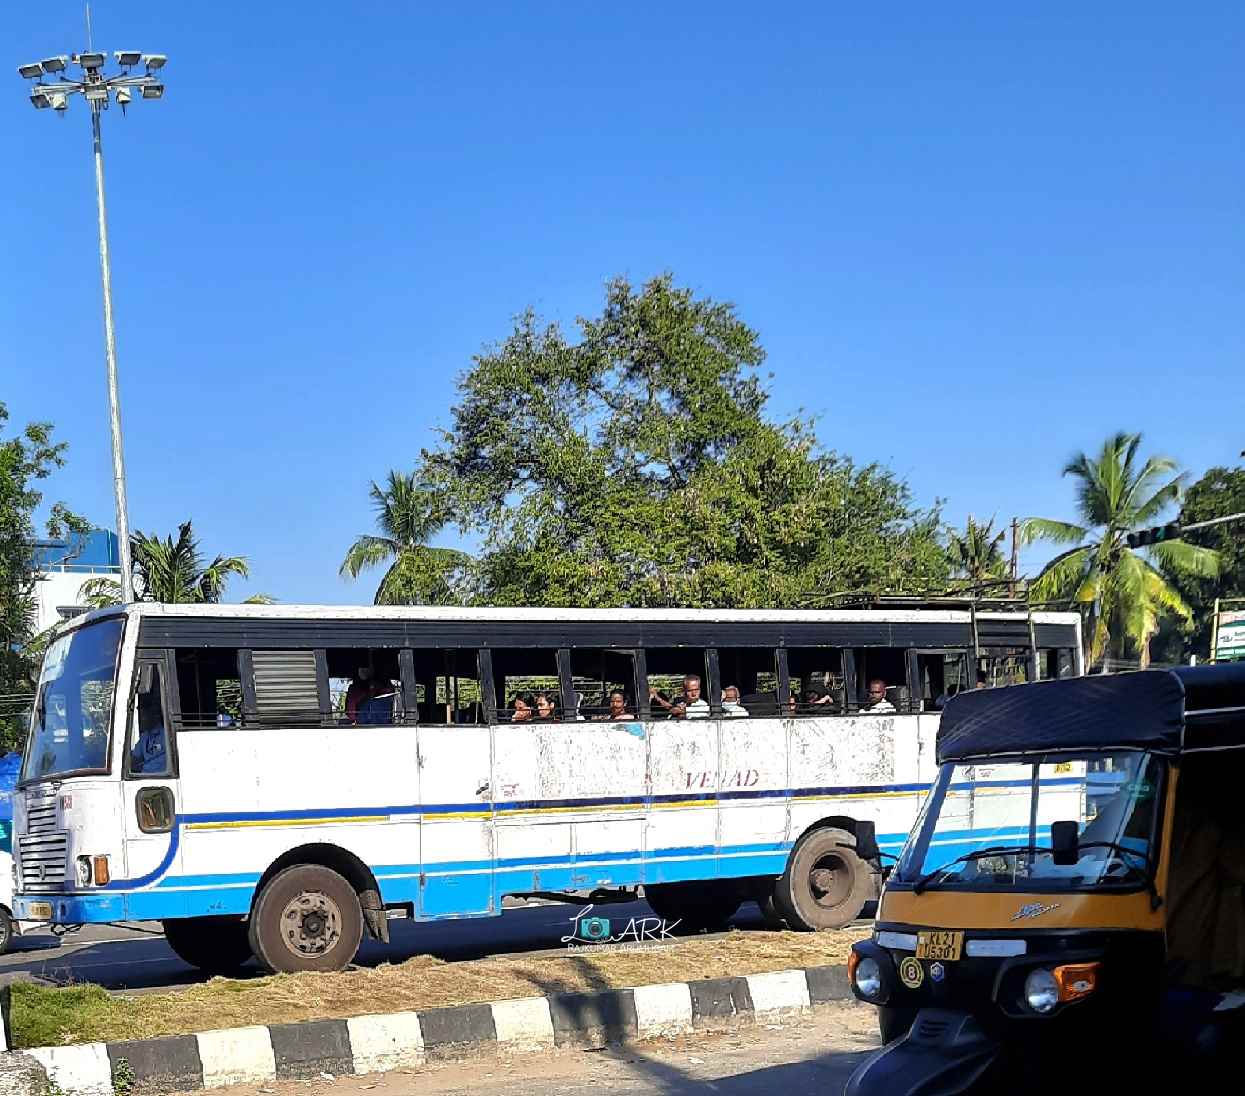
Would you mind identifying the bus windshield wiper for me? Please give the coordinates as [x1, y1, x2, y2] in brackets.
[912, 845, 1045, 895]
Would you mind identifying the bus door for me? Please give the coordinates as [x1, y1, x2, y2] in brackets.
[119, 651, 183, 916]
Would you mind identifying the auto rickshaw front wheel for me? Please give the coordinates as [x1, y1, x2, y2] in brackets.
[773, 826, 873, 930]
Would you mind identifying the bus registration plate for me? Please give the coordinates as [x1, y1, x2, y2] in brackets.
[28, 902, 53, 920]
[916, 931, 963, 961]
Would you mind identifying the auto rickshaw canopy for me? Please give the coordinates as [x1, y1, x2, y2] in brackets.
[937, 662, 1245, 764]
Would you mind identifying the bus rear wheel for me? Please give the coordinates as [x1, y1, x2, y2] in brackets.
[773, 827, 872, 931]
[644, 882, 741, 932]
[249, 864, 363, 974]
[163, 916, 253, 975]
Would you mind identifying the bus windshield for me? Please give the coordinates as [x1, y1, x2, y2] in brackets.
[894, 751, 1164, 891]
[21, 618, 123, 784]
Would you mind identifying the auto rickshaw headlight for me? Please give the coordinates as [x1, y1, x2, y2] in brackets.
[853, 955, 883, 999]
[1024, 968, 1060, 1013]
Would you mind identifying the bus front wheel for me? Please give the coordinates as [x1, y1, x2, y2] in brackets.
[163, 916, 253, 974]
[249, 864, 364, 974]
[773, 827, 872, 931]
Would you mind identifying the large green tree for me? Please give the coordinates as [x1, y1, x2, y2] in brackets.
[420, 274, 947, 607]
[0, 403, 88, 750]
[1023, 432, 1218, 667]
[81, 521, 265, 605]
[339, 470, 470, 604]
[1152, 466, 1245, 662]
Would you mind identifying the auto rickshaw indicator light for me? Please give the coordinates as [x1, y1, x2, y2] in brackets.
[1054, 962, 1100, 1003]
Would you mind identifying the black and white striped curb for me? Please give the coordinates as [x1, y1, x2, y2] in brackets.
[0, 964, 851, 1095]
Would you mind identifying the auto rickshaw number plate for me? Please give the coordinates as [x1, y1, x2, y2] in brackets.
[916, 930, 963, 960]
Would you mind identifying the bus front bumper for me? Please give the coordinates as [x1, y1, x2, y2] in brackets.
[13, 892, 125, 923]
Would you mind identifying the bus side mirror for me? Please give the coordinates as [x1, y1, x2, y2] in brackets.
[1051, 820, 1079, 865]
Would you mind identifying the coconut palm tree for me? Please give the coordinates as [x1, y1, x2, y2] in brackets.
[1022, 432, 1219, 668]
[946, 516, 1008, 590]
[340, 470, 470, 605]
[80, 521, 268, 605]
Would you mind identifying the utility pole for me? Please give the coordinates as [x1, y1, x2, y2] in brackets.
[17, 42, 168, 604]
[1009, 517, 1020, 599]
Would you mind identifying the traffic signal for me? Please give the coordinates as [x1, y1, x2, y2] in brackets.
[1126, 523, 1181, 549]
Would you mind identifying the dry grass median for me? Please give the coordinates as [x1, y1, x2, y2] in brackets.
[11, 926, 868, 1049]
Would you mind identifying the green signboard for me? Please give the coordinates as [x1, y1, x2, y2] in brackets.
[1215, 611, 1245, 662]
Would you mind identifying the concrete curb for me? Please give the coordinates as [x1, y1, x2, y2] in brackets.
[1, 963, 853, 1094]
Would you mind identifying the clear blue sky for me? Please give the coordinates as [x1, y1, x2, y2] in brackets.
[4, 3, 1242, 604]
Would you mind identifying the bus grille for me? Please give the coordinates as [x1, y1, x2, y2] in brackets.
[25, 797, 58, 836]
[18, 833, 68, 892]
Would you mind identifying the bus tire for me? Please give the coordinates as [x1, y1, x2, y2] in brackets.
[0, 908, 13, 955]
[644, 882, 741, 932]
[774, 827, 872, 931]
[249, 864, 364, 974]
[162, 916, 253, 974]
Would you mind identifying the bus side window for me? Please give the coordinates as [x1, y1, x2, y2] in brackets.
[325, 648, 402, 726]
[567, 648, 641, 721]
[785, 647, 844, 715]
[643, 648, 711, 720]
[490, 648, 561, 722]
[412, 649, 482, 726]
[175, 648, 242, 729]
[717, 647, 782, 718]
[128, 662, 172, 777]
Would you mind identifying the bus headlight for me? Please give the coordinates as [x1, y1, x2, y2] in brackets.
[852, 955, 883, 1000]
[1024, 968, 1060, 1013]
[76, 856, 92, 887]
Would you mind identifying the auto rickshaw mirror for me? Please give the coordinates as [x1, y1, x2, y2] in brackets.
[1051, 819, 1079, 865]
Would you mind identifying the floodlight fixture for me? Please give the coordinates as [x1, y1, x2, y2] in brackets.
[83, 84, 109, 103]
[76, 51, 106, 71]
[49, 91, 68, 112]
[18, 61, 43, 79]
[40, 56, 68, 74]
[115, 87, 132, 106]
[141, 82, 164, 100]
[114, 51, 142, 68]
[142, 54, 166, 72]
[30, 89, 50, 109]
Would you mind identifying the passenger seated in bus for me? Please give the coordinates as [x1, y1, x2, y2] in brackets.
[865, 679, 896, 713]
[534, 692, 558, 721]
[651, 675, 710, 719]
[345, 667, 375, 723]
[803, 687, 836, 713]
[357, 680, 396, 726]
[722, 685, 749, 717]
[594, 689, 635, 721]
[511, 694, 534, 722]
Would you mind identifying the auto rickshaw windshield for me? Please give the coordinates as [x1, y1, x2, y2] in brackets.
[893, 751, 1164, 891]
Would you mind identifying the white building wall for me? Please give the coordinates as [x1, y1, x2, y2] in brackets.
[31, 571, 101, 634]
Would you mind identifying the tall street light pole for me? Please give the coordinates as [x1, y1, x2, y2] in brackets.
[17, 49, 168, 603]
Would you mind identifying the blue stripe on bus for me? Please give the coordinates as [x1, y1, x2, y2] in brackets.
[98, 774, 1087, 894]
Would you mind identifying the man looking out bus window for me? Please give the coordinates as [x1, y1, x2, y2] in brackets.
[722, 685, 749, 717]
[651, 675, 710, 719]
[866, 678, 896, 713]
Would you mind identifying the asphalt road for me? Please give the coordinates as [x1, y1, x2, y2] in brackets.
[0, 898, 798, 993]
[215, 1001, 880, 1096]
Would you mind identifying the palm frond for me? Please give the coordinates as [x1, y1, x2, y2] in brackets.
[1147, 538, 1220, 581]
[1029, 545, 1094, 604]
[79, 577, 122, 609]
[339, 535, 399, 578]
[1020, 517, 1088, 547]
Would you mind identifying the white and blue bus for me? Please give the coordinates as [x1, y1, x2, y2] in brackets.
[12, 602, 1081, 973]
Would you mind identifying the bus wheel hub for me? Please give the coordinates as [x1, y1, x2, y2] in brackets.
[282, 892, 341, 955]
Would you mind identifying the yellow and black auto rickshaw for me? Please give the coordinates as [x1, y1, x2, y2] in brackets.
[846, 662, 1245, 1093]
